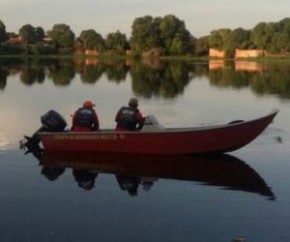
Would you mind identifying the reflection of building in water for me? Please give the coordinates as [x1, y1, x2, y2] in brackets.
[209, 60, 224, 70]
[84, 58, 99, 66]
[235, 61, 264, 72]
[209, 59, 265, 72]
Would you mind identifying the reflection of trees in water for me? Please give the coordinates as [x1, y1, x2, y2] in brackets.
[47, 59, 75, 86]
[76, 58, 129, 83]
[208, 64, 290, 99]
[20, 67, 45, 85]
[250, 67, 290, 99]
[105, 62, 129, 83]
[0, 68, 8, 90]
[80, 65, 104, 84]
[2, 58, 290, 99]
[130, 60, 193, 98]
[208, 68, 250, 89]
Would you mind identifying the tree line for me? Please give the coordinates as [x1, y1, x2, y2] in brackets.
[1, 15, 290, 57]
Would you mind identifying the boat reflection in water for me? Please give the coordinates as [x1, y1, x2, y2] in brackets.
[32, 150, 275, 200]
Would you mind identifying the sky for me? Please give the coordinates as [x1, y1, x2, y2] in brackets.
[0, 0, 289, 38]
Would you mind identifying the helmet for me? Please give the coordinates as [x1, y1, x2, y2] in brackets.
[83, 100, 95, 108]
[128, 97, 138, 108]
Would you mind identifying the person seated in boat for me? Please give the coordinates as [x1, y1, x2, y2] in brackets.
[115, 97, 145, 131]
[71, 100, 99, 132]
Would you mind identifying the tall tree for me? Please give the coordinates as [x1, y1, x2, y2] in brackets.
[209, 28, 231, 50]
[251, 22, 269, 49]
[19, 24, 36, 44]
[35, 27, 45, 42]
[106, 30, 129, 51]
[79, 29, 105, 50]
[228, 28, 252, 50]
[130, 15, 161, 54]
[0, 20, 8, 43]
[19, 24, 45, 44]
[48, 24, 75, 48]
[159, 14, 193, 55]
[194, 36, 209, 56]
[130, 15, 193, 55]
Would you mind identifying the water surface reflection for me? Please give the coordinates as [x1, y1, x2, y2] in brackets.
[27, 150, 275, 200]
[1, 58, 290, 100]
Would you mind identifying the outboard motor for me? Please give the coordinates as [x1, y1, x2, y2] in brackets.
[40, 110, 67, 132]
[20, 110, 67, 153]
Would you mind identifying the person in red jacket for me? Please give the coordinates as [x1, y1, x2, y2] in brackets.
[115, 97, 145, 131]
[71, 100, 99, 131]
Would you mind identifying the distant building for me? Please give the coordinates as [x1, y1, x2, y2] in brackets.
[209, 48, 268, 59]
[84, 49, 99, 55]
[209, 48, 225, 58]
[235, 49, 266, 58]
[6, 36, 26, 45]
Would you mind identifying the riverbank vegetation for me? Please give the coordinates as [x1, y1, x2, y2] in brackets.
[1, 15, 290, 58]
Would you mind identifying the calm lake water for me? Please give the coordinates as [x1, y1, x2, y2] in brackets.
[0, 59, 290, 242]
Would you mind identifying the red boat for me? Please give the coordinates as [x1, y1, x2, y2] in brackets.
[37, 109, 278, 155]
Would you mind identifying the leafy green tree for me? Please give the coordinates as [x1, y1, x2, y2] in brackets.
[19, 24, 45, 44]
[35, 27, 45, 42]
[130, 15, 161, 54]
[130, 15, 193, 55]
[271, 32, 290, 53]
[19, 24, 36, 44]
[251, 22, 269, 49]
[79, 29, 105, 50]
[0, 20, 7, 43]
[209, 28, 231, 50]
[194, 36, 209, 56]
[106, 30, 129, 52]
[48, 24, 75, 49]
[228, 28, 252, 49]
[159, 14, 193, 55]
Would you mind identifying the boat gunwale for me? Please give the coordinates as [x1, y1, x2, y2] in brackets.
[38, 109, 279, 136]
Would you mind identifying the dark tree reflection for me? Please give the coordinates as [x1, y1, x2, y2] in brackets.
[1, 58, 290, 100]
[0, 68, 8, 90]
[207, 62, 290, 99]
[130, 60, 193, 98]
[80, 65, 104, 84]
[105, 61, 129, 83]
[47, 59, 75, 86]
[209, 67, 250, 89]
[20, 67, 45, 85]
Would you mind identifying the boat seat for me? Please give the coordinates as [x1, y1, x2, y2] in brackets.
[142, 115, 165, 131]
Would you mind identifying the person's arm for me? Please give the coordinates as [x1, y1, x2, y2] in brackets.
[71, 110, 78, 130]
[136, 111, 145, 130]
[92, 111, 99, 130]
[115, 110, 120, 123]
